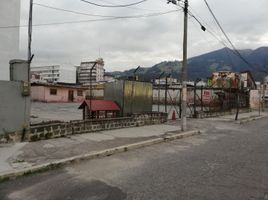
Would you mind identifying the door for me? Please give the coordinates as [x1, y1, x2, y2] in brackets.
[68, 90, 74, 102]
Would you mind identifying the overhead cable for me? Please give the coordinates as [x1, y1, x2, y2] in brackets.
[203, 0, 256, 70]
[0, 10, 178, 29]
[80, 0, 149, 8]
[96, 0, 159, 11]
[33, 3, 171, 18]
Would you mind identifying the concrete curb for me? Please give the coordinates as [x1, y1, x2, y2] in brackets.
[238, 115, 268, 124]
[0, 130, 201, 182]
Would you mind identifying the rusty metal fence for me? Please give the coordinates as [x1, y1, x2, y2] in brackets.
[153, 85, 250, 118]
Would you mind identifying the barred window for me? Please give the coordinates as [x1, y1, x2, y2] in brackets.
[50, 89, 57, 95]
[77, 90, 83, 96]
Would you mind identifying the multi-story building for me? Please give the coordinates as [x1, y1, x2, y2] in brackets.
[76, 58, 105, 85]
[0, 1, 20, 80]
[31, 65, 76, 84]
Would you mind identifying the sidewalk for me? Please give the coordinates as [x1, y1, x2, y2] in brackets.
[205, 111, 268, 122]
[0, 124, 182, 176]
[1, 110, 266, 181]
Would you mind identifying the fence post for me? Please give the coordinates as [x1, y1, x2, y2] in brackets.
[179, 88, 182, 118]
[193, 82, 197, 118]
[235, 89, 240, 120]
[201, 86, 203, 112]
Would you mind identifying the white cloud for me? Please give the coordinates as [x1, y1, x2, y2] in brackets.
[19, 0, 268, 72]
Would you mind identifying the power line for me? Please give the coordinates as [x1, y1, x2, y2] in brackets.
[33, 3, 173, 18]
[188, 12, 230, 48]
[80, 0, 149, 8]
[34, 3, 112, 18]
[188, 5, 226, 43]
[0, 10, 178, 29]
[96, 0, 160, 11]
[203, 0, 235, 51]
[173, 0, 232, 50]
[203, 0, 256, 71]
[166, 0, 244, 63]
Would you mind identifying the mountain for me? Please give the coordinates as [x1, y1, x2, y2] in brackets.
[110, 47, 268, 81]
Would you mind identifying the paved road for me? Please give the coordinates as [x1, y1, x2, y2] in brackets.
[1, 118, 268, 200]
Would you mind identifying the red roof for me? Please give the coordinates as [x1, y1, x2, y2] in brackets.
[78, 100, 120, 111]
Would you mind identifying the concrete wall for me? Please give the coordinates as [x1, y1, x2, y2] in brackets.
[0, 60, 30, 139]
[31, 86, 46, 101]
[0, 112, 167, 142]
[0, 81, 30, 136]
[0, 0, 20, 80]
[250, 90, 260, 110]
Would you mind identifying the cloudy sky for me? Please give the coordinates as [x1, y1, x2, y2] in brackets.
[19, 0, 268, 72]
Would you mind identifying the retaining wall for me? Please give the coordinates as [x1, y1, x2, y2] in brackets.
[0, 112, 167, 143]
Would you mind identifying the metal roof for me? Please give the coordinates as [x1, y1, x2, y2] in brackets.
[78, 100, 120, 111]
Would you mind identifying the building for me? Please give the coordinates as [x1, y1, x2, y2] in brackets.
[76, 58, 105, 85]
[78, 100, 120, 119]
[0, 1, 20, 80]
[31, 83, 87, 103]
[31, 65, 76, 84]
[208, 71, 242, 89]
[104, 73, 116, 83]
[208, 71, 256, 90]
[154, 77, 178, 85]
[241, 71, 257, 90]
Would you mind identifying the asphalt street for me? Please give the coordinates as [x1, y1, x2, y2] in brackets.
[1, 118, 268, 200]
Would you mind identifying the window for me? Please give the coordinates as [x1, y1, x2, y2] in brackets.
[77, 90, 83, 96]
[50, 88, 57, 95]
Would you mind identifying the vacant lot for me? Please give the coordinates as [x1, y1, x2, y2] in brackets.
[31, 102, 82, 124]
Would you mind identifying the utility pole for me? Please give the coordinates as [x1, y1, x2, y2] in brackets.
[28, 0, 33, 80]
[130, 66, 141, 114]
[158, 72, 165, 112]
[181, 0, 189, 131]
[165, 74, 171, 113]
[167, 0, 205, 129]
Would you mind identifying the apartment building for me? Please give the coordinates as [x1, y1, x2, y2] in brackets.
[31, 65, 76, 84]
[76, 58, 105, 85]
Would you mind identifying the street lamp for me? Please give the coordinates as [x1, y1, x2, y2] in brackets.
[130, 66, 142, 114]
[89, 62, 97, 119]
[133, 66, 141, 81]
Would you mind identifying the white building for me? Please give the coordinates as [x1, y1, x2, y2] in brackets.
[154, 77, 178, 85]
[31, 65, 76, 84]
[76, 58, 105, 85]
[104, 73, 115, 83]
[0, 1, 20, 80]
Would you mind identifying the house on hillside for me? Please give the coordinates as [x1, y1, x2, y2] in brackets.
[208, 71, 241, 89]
[208, 71, 256, 90]
[241, 71, 257, 90]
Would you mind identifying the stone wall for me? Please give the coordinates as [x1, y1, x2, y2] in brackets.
[0, 112, 167, 143]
